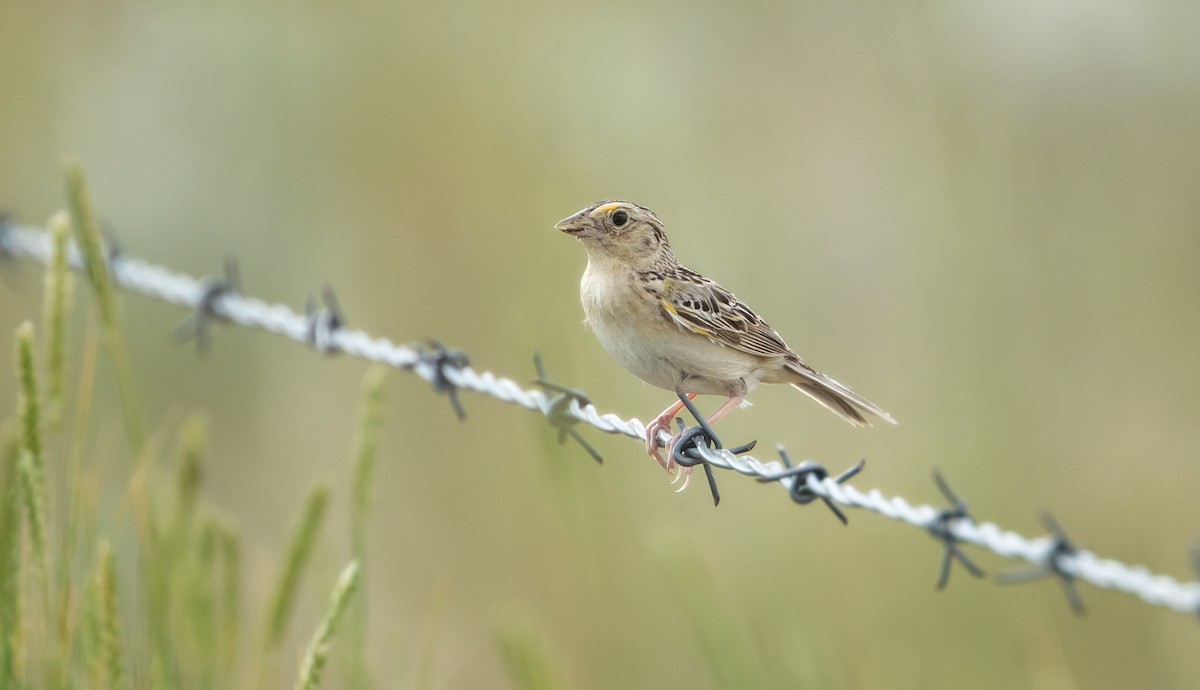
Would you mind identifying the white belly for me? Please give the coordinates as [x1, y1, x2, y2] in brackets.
[580, 261, 763, 396]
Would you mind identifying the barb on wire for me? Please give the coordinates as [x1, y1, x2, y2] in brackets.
[928, 471, 985, 589]
[670, 387, 757, 506]
[1190, 543, 1200, 619]
[305, 285, 345, 355]
[757, 449, 865, 525]
[0, 212, 11, 257]
[997, 513, 1085, 615]
[1, 221, 1198, 617]
[175, 256, 240, 354]
[416, 339, 469, 421]
[531, 352, 602, 464]
[101, 220, 123, 265]
[0, 213, 22, 287]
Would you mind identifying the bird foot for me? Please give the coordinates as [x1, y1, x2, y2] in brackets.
[671, 464, 695, 492]
[644, 413, 677, 472]
[662, 431, 695, 491]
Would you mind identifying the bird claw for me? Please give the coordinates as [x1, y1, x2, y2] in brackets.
[663, 432, 686, 480]
[647, 444, 666, 469]
[641, 393, 717, 497]
[674, 466, 695, 492]
[644, 415, 678, 472]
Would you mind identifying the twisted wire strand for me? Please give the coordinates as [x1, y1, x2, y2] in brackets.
[3, 222, 1198, 615]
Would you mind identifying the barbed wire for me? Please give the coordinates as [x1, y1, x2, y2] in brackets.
[2, 219, 1198, 617]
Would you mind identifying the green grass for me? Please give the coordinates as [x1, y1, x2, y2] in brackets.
[42, 211, 72, 427]
[89, 539, 126, 690]
[264, 483, 332, 654]
[0, 312, 370, 690]
[296, 561, 361, 690]
[0, 169, 854, 690]
[348, 366, 385, 690]
[0, 168, 380, 690]
[65, 164, 143, 456]
[0, 432, 22, 683]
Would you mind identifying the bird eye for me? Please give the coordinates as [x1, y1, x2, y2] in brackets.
[611, 210, 628, 227]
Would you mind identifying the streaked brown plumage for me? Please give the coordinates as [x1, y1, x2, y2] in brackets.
[555, 200, 895, 488]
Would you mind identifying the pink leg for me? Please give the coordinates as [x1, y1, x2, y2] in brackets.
[706, 394, 744, 424]
[645, 394, 697, 471]
[675, 394, 745, 492]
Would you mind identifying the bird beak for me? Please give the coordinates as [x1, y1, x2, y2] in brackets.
[554, 211, 598, 238]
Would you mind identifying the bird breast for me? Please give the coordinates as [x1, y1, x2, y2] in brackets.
[580, 261, 670, 383]
[579, 259, 764, 395]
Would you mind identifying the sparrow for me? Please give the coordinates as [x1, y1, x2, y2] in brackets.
[556, 200, 895, 489]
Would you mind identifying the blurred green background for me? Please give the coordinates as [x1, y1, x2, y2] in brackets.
[3, 1, 1200, 688]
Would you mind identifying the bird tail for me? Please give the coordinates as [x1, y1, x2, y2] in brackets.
[785, 361, 897, 427]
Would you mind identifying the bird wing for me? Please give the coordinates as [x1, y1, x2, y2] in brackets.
[641, 266, 795, 360]
[639, 265, 898, 426]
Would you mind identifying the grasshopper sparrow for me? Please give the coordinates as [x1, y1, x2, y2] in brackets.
[556, 200, 896, 488]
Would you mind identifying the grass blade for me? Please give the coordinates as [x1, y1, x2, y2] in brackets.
[42, 211, 74, 427]
[0, 434, 22, 685]
[65, 164, 143, 455]
[219, 522, 242, 685]
[15, 323, 44, 479]
[265, 483, 330, 651]
[90, 539, 127, 690]
[295, 561, 360, 690]
[348, 366, 386, 690]
[16, 450, 50, 621]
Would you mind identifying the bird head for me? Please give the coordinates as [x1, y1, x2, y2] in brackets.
[555, 200, 672, 265]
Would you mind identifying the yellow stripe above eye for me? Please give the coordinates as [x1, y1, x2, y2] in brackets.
[594, 202, 623, 216]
